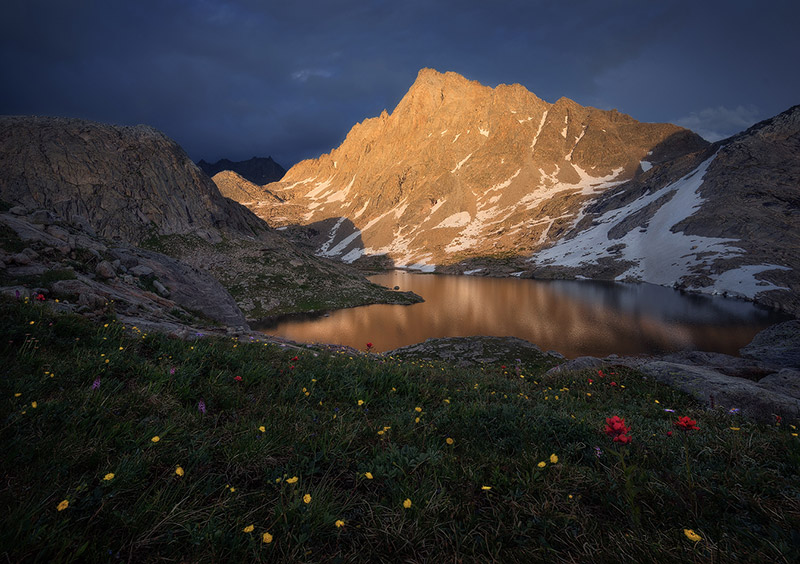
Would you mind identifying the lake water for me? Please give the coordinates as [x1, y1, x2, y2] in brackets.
[258, 271, 790, 358]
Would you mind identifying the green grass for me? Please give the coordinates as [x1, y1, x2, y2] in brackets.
[1, 297, 799, 563]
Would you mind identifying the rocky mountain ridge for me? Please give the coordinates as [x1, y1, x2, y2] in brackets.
[197, 156, 286, 185]
[240, 68, 706, 270]
[221, 69, 798, 316]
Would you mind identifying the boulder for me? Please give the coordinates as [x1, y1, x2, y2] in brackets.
[95, 260, 116, 279]
[29, 210, 55, 225]
[740, 320, 800, 369]
[634, 361, 799, 423]
[130, 264, 154, 277]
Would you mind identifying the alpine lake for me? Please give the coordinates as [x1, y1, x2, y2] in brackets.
[257, 271, 790, 358]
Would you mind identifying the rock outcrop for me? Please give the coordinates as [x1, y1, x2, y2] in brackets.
[0, 116, 265, 244]
[197, 156, 286, 185]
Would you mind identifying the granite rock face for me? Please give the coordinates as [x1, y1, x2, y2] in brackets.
[0, 116, 266, 244]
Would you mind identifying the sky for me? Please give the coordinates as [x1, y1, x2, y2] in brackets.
[2, 0, 798, 169]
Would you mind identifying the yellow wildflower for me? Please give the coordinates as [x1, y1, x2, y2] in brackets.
[243, 524, 254, 533]
[357, 399, 364, 406]
[103, 473, 115, 481]
[259, 426, 266, 433]
[537, 461, 546, 468]
[14, 393, 21, 397]
[31, 401, 37, 408]
[286, 476, 298, 484]
[175, 466, 184, 477]
[365, 472, 373, 479]
[303, 494, 311, 504]
[730, 427, 741, 431]
[414, 407, 422, 412]
[443, 398, 450, 404]
[684, 529, 702, 542]
[446, 437, 454, 445]
[262, 532, 273, 543]
[403, 498, 412, 508]
[57, 500, 69, 511]
[151, 436, 160, 443]
[335, 519, 345, 528]
[550, 454, 558, 464]
[414, 417, 420, 423]
[481, 486, 491, 490]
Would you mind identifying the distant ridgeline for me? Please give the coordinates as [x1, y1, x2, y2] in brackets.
[197, 156, 286, 185]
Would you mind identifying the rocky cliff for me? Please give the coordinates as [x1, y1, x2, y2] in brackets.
[0, 116, 265, 244]
[198, 156, 286, 185]
[0, 116, 420, 321]
[532, 105, 800, 315]
[233, 68, 706, 270]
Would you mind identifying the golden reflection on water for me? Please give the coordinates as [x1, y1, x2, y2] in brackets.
[259, 272, 786, 358]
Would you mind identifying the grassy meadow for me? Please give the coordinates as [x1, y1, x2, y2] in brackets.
[1, 297, 799, 563]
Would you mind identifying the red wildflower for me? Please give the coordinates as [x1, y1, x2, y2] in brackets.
[610, 381, 617, 387]
[292, 356, 299, 362]
[598, 370, 605, 377]
[366, 342, 373, 350]
[674, 416, 699, 431]
[234, 375, 242, 382]
[604, 415, 632, 444]
[35, 293, 46, 301]
[667, 431, 673, 437]
[588, 378, 593, 384]
[775, 415, 782, 425]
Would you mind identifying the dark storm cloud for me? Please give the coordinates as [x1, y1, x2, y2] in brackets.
[2, 0, 798, 167]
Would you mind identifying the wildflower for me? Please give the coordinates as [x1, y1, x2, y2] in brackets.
[243, 524, 254, 533]
[31, 401, 37, 408]
[292, 356, 299, 361]
[550, 453, 558, 464]
[414, 406, 422, 412]
[604, 416, 632, 444]
[414, 417, 420, 423]
[286, 476, 298, 484]
[103, 473, 115, 481]
[446, 437, 454, 445]
[335, 519, 345, 528]
[357, 399, 364, 406]
[667, 431, 673, 437]
[175, 466, 184, 477]
[537, 461, 546, 468]
[197, 400, 206, 414]
[366, 342, 373, 350]
[674, 416, 699, 431]
[151, 436, 160, 443]
[91, 377, 101, 390]
[403, 498, 412, 508]
[364, 472, 373, 480]
[169, 367, 176, 375]
[234, 375, 242, 382]
[259, 426, 266, 433]
[443, 398, 450, 404]
[728, 407, 740, 415]
[683, 529, 702, 542]
[594, 446, 603, 457]
[730, 427, 740, 431]
[262, 532, 273, 543]
[303, 494, 311, 504]
[57, 500, 69, 511]
[775, 415, 782, 425]
[664, 408, 675, 413]
[14, 393, 21, 397]
[481, 486, 491, 490]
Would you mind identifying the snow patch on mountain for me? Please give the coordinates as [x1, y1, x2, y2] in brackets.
[531, 154, 789, 298]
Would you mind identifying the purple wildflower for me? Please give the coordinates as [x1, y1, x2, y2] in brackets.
[91, 377, 101, 390]
[728, 407, 740, 415]
[594, 446, 603, 458]
[198, 399, 206, 414]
